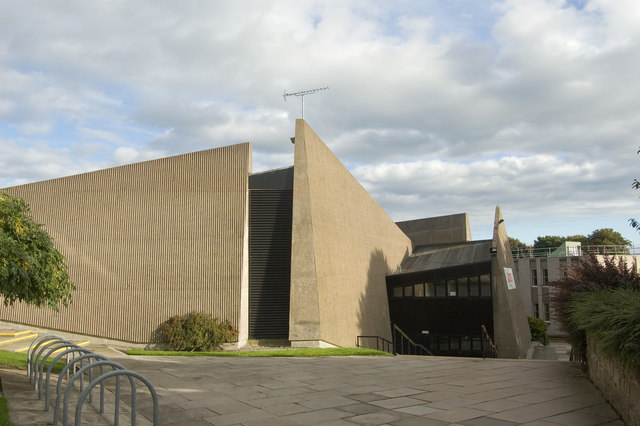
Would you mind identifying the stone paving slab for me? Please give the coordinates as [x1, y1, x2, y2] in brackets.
[0, 346, 627, 425]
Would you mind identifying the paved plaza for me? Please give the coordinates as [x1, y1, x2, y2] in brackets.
[0, 344, 624, 425]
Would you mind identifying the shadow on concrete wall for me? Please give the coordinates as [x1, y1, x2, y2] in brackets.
[147, 325, 164, 350]
[357, 249, 405, 342]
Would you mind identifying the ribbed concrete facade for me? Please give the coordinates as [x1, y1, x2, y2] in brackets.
[1, 144, 251, 344]
[289, 120, 412, 348]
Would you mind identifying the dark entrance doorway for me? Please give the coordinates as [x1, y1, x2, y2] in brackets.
[387, 262, 494, 357]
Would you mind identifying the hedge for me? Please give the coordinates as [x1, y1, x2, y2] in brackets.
[568, 288, 640, 369]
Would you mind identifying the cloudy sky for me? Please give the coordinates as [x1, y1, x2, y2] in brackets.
[1, 0, 640, 246]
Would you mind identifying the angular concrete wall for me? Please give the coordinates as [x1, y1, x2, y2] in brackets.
[289, 120, 412, 347]
[1, 144, 252, 344]
[491, 206, 532, 358]
[396, 213, 471, 248]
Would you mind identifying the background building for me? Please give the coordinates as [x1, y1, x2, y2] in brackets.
[513, 243, 640, 336]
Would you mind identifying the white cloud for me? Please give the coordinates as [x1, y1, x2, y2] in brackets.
[353, 152, 637, 234]
[77, 126, 127, 145]
[1, 0, 640, 245]
[112, 147, 141, 165]
[0, 138, 89, 186]
[112, 146, 166, 166]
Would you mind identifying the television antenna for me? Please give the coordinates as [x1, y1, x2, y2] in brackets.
[283, 87, 329, 119]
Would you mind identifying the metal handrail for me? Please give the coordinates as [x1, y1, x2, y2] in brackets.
[511, 244, 634, 258]
[356, 335, 393, 354]
[392, 324, 433, 356]
[480, 325, 497, 358]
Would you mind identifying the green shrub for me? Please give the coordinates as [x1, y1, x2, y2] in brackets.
[528, 316, 548, 345]
[158, 311, 238, 352]
[549, 255, 640, 365]
[568, 288, 640, 369]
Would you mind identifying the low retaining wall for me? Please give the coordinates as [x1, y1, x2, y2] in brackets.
[587, 336, 640, 426]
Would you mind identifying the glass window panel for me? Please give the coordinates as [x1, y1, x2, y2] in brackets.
[560, 259, 567, 276]
[404, 285, 413, 297]
[447, 279, 457, 297]
[393, 287, 403, 297]
[414, 283, 424, 297]
[435, 281, 446, 297]
[472, 337, 482, 351]
[438, 336, 449, 350]
[544, 304, 551, 321]
[461, 337, 471, 351]
[480, 274, 492, 296]
[450, 337, 459, 350]
[425, 282, 435, 297]
[458, 277, 469, 297]
[469, 276, 480, 296]
[429, 336, 438, 349]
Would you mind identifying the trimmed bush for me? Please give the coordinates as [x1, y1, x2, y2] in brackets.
[158, 311, 238, 352]
[528, 316, 548, 345]
[568, 288, 640, 369]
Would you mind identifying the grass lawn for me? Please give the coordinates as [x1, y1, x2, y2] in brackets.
[0, 350, 22, 426]
[0, 350, 29, 371]
[0, 350, 68, 426]
[126, 347, 392, 357]
[0, 349, 66, 372]
[0, 396, 9, 426]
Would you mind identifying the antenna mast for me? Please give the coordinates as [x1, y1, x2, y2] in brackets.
[283, 87, 329, 118]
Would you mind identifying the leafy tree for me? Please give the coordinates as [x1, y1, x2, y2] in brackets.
[508, 237, 529, 251]
[630, 147, 640, 233]
[532, 230, 628, 251]
[587, 228, 630, 247]
[0, 193, 74, 310]
[549, 255, 640, 366]
[565, 234, 589, 246]
[533, 235, 566, 249]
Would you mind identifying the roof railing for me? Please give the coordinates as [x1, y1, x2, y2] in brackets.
[511, 245, 637, 258]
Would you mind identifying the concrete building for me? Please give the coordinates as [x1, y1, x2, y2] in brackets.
[386, 209, 531, 358]
[513, 243, 640, 336]
[1, 120, 531, 357]
[2, 142, 253, 344]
